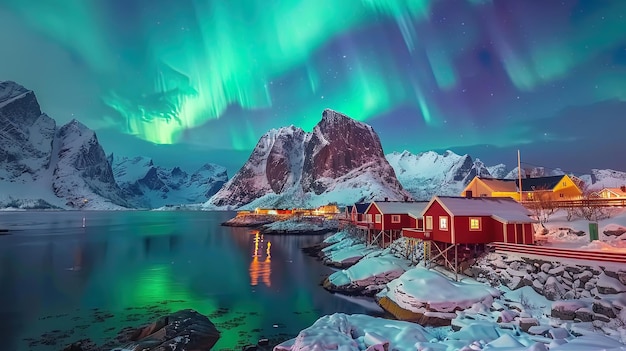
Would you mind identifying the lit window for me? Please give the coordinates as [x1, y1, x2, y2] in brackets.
[425, 216, 433, 230]
[391, 215, 401, 223]
[367, 214, 372, 223]
[470, 218, 481, 230]
[375, 214, 382, 223]
[439, 216, 448, 231]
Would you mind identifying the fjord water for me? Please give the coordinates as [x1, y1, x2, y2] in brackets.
[0, 211, 378, 350]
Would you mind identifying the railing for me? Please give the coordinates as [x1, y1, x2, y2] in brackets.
[488, 242, 626, 264]
[521, 198, 626, 208]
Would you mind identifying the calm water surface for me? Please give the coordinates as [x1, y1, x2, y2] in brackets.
[0, 211, 380, 350]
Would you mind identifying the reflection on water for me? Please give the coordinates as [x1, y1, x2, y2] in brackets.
[0, 211, 379, 350]
[250, 231, 271, 287]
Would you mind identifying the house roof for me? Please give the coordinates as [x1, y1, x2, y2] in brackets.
[517, 175, 566, 192]
[353, 203, 370, 214]
[477, 178, 517, 192]
[433, 196, 536, 223]
[373, 201, 429, 217]
[346, 205, 354, 213]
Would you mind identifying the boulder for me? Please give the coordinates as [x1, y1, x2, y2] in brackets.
[63, 309, 220, 351]
[592, 300, 616, 319]
[518, 317, 539, 332]
[119, 309, 220, 350]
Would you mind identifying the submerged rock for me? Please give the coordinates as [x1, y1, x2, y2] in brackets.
[63, 309, 220, 351]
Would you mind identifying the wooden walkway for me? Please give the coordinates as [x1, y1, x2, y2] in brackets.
[488, 242, 626, 264]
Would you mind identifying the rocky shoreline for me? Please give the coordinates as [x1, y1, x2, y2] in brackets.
[300, 229, 626, 343]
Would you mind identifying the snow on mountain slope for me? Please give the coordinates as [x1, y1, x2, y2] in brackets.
[207, 109, 411, 209]
[111, 155, 228, 209]
[579, 169, 626, 191]
[52, 120, 129, 209]
[386, 150, 496, 200]
[0, 81, 130, 209]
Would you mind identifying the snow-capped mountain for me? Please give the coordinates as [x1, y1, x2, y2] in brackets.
[386, 149, 626, 200]
[504, 166, 565, 179]
[206, 109, 412, 209]
[0, 81, 128, 209]
[111, 155, 228, 209]
[385, 150, 504, 200]
[579, 169, 626, 191]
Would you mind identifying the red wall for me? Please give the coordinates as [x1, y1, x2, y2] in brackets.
[424, 201, 452, 243]
[383, 213, 416, 230]
[366, 205, 382, 230]
[453, 216, 496, 244]
[492, 221, 505, 242]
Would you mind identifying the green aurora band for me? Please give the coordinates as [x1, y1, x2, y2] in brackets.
[2, 0, 626, 155]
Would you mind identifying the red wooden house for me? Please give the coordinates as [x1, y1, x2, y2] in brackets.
[351, 202, 371, 224]
[403, 196, 536, 278]
[363, 201, 429, 247]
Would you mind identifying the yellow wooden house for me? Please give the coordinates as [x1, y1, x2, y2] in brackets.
[461, 178, 519, 200]
[461, 175, 583, 202]
[519, 175, 583, 201]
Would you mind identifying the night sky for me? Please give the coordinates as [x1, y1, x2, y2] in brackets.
[1, 0, 625, 175]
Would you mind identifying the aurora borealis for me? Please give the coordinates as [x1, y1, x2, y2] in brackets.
[1, 0, 626, 174]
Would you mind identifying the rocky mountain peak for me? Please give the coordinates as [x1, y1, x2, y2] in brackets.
[208, 109, 410, 209]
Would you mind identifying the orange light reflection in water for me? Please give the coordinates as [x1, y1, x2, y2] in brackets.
[249, 231, 271, 287]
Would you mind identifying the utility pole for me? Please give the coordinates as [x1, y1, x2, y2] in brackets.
[517, 150, 522, 201]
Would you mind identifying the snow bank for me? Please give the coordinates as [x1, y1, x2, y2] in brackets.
[384, 267, 500, 313]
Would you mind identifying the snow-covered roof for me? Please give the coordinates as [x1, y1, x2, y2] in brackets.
[477, 178, 517, 192]
[434, 196, 535, 223]
[373, 201, 429, 217]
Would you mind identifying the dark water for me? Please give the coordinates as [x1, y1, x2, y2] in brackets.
[0, 211, 380, 350]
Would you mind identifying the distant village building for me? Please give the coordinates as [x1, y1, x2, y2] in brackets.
[351, 203, 370, 223]
[596, 186, 626, 199]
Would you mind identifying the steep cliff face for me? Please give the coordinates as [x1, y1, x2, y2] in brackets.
[0, 81, 128, 209]
[53, 120, 129, 209]
[301, 109, 402, 196]
[207, 109, 411, 209]
[210, 126, 305, 207]
[266, 126, 306, 194]
[0, 81, 56, 182]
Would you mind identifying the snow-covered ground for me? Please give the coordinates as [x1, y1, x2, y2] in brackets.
[261, 216, 339, 234]
[276, 208, 626, 351]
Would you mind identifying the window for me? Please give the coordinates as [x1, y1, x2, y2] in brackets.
[425, 216, 433, 230]
[367, 214, 372, 223]
[391, 215, 401, 223]
[470, 217, 481, 230]
[527, 193, 534, 200]
[559, 193, 564, 198]
[375, 214, 382, 223]
[563, 181, 567, 186]
[439, 216, 448, 231]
